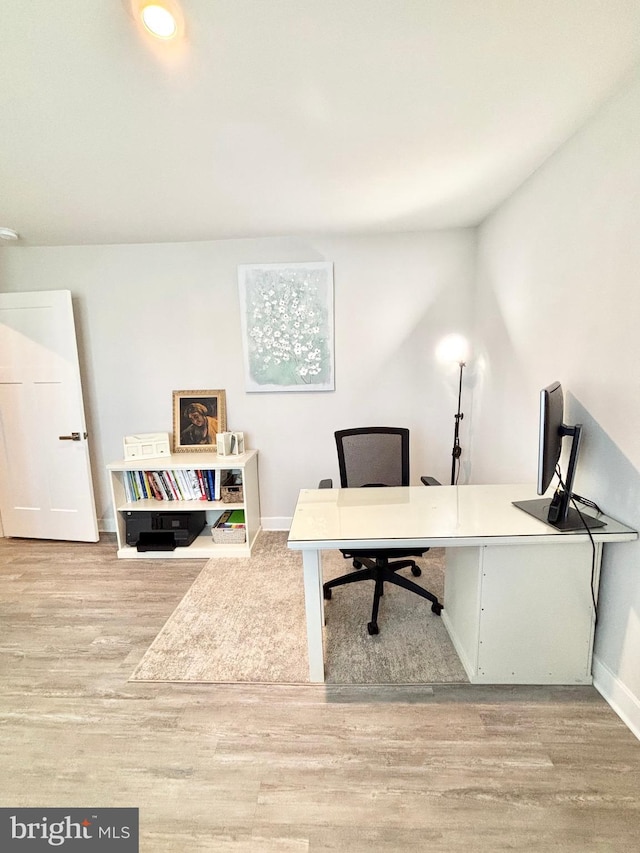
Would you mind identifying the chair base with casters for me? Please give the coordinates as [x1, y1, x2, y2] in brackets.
[323, 551, 443, 636]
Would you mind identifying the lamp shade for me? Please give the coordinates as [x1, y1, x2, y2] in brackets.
[436, 334, 470, 365]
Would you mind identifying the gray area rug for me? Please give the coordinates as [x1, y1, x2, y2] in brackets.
[130, 531, 467, 684]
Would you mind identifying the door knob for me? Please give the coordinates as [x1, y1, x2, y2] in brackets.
[58, 432, 86, 441]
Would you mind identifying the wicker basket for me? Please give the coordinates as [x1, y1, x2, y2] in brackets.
[211, 526, 246, 544]
[221, 478, 244, 503]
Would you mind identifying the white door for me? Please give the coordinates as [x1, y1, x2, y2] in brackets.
[0, 290, 98, 541]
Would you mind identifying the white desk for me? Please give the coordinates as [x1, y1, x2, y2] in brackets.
[287, 484, 637, 684]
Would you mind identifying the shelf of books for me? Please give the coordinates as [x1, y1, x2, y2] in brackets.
[106, 450, 261, 559]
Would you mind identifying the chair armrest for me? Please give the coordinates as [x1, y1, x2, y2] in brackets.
[319, 478, 333, 489]
[421, 476, 441, 486]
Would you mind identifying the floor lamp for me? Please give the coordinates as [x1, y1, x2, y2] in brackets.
[436, 334, 470, 486]
[450, 360, 465, 485]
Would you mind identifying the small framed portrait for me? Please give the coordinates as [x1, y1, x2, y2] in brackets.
[172, 390, 227, 452]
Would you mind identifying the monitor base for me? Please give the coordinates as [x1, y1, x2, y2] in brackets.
[513, 498, 606, 532]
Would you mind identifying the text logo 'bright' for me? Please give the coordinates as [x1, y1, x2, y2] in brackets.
[0, 809, 138, 851]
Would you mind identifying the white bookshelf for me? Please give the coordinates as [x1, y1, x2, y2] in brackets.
[107, 450, 261, 559]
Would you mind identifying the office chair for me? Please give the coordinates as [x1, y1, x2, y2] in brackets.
[321, 427, 443, 635]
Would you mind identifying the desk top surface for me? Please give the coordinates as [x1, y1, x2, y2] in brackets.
[287, 484, 638, 549]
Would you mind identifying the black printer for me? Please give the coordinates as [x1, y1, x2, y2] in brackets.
[124, 510, 206, 551]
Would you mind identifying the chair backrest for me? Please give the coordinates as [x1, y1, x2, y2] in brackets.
[335, 427, 410, 488]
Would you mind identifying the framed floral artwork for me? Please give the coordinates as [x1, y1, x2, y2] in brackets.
[238, 262, 335, 392]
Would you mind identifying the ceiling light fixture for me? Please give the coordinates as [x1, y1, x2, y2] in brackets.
[0, 227, 19, 241]
[140, 4, 178, 39]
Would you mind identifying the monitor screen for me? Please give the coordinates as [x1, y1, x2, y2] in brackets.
[513, 381, 605, 531]
[538, 381, 564, 495]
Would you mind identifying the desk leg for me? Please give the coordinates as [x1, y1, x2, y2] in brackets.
[301, 548, 325, 683]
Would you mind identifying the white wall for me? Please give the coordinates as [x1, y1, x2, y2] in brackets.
[473, 67, 640, 736]
[0, 229, 476, 529]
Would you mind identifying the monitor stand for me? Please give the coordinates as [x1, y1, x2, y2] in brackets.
[513, 498, 606, 532]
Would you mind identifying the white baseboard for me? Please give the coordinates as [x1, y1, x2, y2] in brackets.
[592, 656, 640, 742]
[261, 517, 292, 531]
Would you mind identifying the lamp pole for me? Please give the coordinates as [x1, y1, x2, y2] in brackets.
[450, 361, 465, 485]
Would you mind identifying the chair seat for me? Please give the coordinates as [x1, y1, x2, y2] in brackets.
[341, 548, 428, 560]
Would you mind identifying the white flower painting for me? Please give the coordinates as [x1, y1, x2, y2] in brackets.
[238, 262, 335, 392]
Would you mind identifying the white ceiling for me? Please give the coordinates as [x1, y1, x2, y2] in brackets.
[2, 0, 640, 247]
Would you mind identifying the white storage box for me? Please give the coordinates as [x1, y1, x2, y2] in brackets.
[123, 432, 171, 460]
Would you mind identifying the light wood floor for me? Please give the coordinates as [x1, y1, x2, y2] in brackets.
[1, 535, 639, 852]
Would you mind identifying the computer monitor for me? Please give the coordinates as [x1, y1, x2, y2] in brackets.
[538, 381, 565, 495]
[513, 382, 605, 531]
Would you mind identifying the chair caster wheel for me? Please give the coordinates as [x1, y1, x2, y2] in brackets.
[323, 588, 332, 600]
[353, 560, 362, 569]
[367, 621, 379, 635]
[411, 566, 421, 577]
[431, 602, 443, 615]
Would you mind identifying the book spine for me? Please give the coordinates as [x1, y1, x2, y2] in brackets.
[200, 470, 212, 501]
[188, 469, 201, 499]
[123, 472, 135, 503]
[136, 470, 148, 499]
[156, 471, 172, 501]
[147, 472, 162, 501]
[167, 470, 181, 500]
[142, 471, 153, 499]
[157, 471, 173, 500]
[130, 471, 141, 501]
[167, 470, 183, 500]
[206, 469, 216, 502]
[196, 470, 207, 500]
[176, 469, 193, 500]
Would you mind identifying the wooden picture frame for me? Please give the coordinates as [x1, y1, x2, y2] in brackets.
[172, 390, 227, 452]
